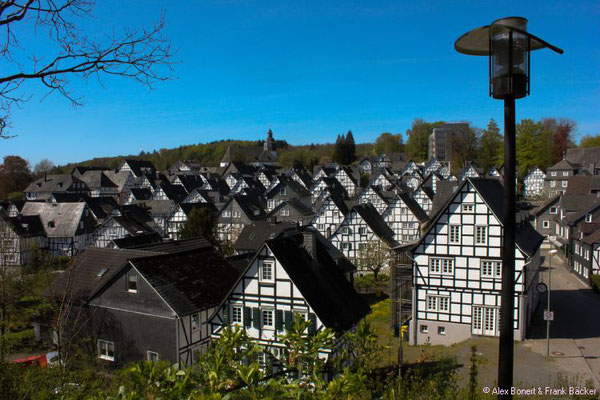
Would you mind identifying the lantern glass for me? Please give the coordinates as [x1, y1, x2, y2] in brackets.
[490, 30, 530, 99]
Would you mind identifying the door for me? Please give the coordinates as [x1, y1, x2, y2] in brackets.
[472, 306, 499, 337]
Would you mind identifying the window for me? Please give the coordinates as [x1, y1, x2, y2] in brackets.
[267, 200, 275, 209]
[585, 214, 592, 223]
[542, 220, 550, 229]
[475, 226, 487, 244]
[426, 295, 449, 312]
[429, 258, 454, 275]
[449, 225, 460, 243]
[358, 243, 367, 251]
[260, 261, 274, 282]
[550, 181, 556, 188]
[98, 340, 115, 361]
[223, 210, 231, 218]
[147, 351, 159, 362]
[358, 227, 367, 235]
[280, 187, 287, 195]
[438, 326, 446, 335]
[127, 273, 138, 293]
[549, 206, 558, 214]
[481, 260, 502, 278]
[342, 227, 351, 235]
[280, 208, 290, 217]
[232, 306, 243, 324]
[563, 171, 569, 176]
[262, 309, 274, 328]
[192, 313, 199, 330]
[420, 325, 428, 334]
[550, 171, 556, 176]
[232, 210, 241, 218]
[562, 181, 568, 188]
[462, 204, 474, 212]
[341, 242, 352, 250]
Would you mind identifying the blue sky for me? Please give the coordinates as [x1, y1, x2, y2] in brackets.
[2, 0, 599, 166]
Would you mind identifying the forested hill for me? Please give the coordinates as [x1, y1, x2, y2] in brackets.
[52, 139, 376, 173]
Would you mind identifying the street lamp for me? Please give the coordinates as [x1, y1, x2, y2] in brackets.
[455, 17, 562, 400]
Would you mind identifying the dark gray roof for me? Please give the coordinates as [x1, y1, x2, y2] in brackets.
[265, 234, 370, 331]
[129, 188, 152, 200]
[131, 249, 243, 315]
[352, 203, 399, 247]
[397, 193, 429, 223]
[4, 215, 45, 237]
[21, 202, 91, 237]
[25, 174, 88, 194]
[547, 159, 580, 171]
[157, 183, 188, 203]
[112, 232, 163, 248]
[560, 194, 600, 213]
[234, 220, 297, 252]
[128, 237, 213, 254]
[565, 147, 600, 168]
[78, 170, 118, 189]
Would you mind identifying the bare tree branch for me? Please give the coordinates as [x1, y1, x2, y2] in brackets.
[0, 1, 173, 138]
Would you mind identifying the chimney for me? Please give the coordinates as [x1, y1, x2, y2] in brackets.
[302, 230, 317, 259]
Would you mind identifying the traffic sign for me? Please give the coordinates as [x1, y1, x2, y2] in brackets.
[544, 310, 554, 321]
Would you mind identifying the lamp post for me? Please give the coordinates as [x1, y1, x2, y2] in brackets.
[455, 17, 562, 399]
[546, 249, 558, 357]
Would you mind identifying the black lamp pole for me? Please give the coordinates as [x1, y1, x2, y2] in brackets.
[455, 17, 562, 400]
[498, 94, 516, 398]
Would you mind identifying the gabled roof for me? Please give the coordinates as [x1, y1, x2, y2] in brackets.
[352, 203, 399, 247]
[21, 202, 91, 237]
[265, 234, 370, 331]
[582, 229, 600, 246]
[130, 249, 243, 315]
[177, 202, 218, 217]
[112, 232, 163, 248]
[565, 147, 600, 168]
[172, 174, 204, 193]
[565, 176, 600, 195]
[51, 247, 159, 300]
[396, 193, 429, 223]
[416, 178, 543, 257]
[566, 199, 600, 225]
[156, 183, 188, 203]
[559, 194, 600, 213]
[547, 159, 580, 171]
[122, 159, 157, 176]
[4, 214, 45, 237]
[234, 220, 297, 252]
[109, 215, 155, 235]
[78, 170, 118, 189]
[266, 177, 310, 199]
[267, 198, 314, 218]
[532, 195, 561, 216]
[129, 188, 152, 200]
[25, 174, 88, 194]
[129, 237, 213, 253]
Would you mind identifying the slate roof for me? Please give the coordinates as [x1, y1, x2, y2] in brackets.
[78, 170, 118, 189]
[103, 170, 133, 191]
[532, 195, 561, 216]
[4, 214, 45, 237]
[21, 202, 90, 237]
[547, 159, 580, 171]
[234, 220, 297, 252]
[566, 199, 600, 225]
[264, 234, 370, 331]
[71, 166, 110, 177]
[25, 174, 88, 194]
[397, 193, 429, 223]
[565, 176, 600, 195]
[352, 203, 399, 247]
[111, 215, 155, 235]
[157, 183, 188, 203]
[112, 232, 163, 248]
[172, 175, 204, 192]
[565, 147, 600, 168]
[131, 249, 243, 315]
[582, 229, 600, 246]
[176, 202, 218, 218]
[134, 200, 175, 216]
[129, 188, 152, 201]
[231, 194, 266, 220]
[122, 159, 157, 176]
[128, 237, 213, 254]
[560, 194, 600, 213]
[267, 198, 314, 219]
[51, 247, 159, 300]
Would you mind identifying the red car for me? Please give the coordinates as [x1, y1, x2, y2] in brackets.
[11, 351, 59, 368]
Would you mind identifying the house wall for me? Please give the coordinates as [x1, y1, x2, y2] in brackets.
[383, 199, 422, 244]
[310, 198, 344, 238]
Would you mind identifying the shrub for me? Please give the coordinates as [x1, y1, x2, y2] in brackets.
[591, 274, 600, 294]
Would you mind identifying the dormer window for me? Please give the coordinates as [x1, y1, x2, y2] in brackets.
[47, 221, 55, 228]
[549, 207, 557, 214]
[280, 187, 287, 196]
[127, 273, 138, 293]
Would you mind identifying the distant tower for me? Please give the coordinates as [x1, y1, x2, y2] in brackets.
[264, 129, 277, 159]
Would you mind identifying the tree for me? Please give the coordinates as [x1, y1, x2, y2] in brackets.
[33, 158, 55, 179]
[0, 155, 32, 198]
[541, 118, 576, 163]
[478, 118, 503, 171]
[580, 134, 600, 148]
[0, 1, 173, 138]
[179, 207, 218, 243]
[516, 119, 554, 179]
[355, 240, 392, 281]
[450, 123, 480, 172]
[332, 131, 356, 165]
[405, 118, 444, 161]
[345, 130, 356, 164]
[374, 132, 404, 155]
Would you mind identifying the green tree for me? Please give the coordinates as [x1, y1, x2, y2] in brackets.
[374, 133, 404, 155]
[478, 118, 503, 171]
[450, 124, 480, 172]
[0, 156, 32, 198]
[345, 130, 357, 164]
[405, 119, 444, 161]
[332, 131, 356, 165]
[516, 119, 555, 179]
[580, 134, 600, 148]
[178, 207, 218, 242]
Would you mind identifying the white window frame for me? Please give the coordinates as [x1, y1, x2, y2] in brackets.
[147, 351, 159, 362]
[419, 325, 428, 334]
[563, 171, 569, 176]
[223, 210, 231, 218]
[550, 181, 556, 188]
[542, 220, 550, 229]
[342, 227, 350, 235]
[429, 257, 454, 275]
[280, 208, 290, 217]
[549, 206, 557, 214]
[438, 326, 446, 335]
[562, 180, 568, 188]
[475, 226, 487, 244]
[481, 260, 502, 279]
[585, 214, 592, 223]
[127, 273, 138, 293]
[462, 204, 474, 212]
[260, 261, 274, 282]
[232, 305, 243, 325]
[262, 309, 274, 328]
[449, 225, 460, 244]
[98, 339, 115, 361]
[232, 210, 241, 218]
[192, 313, 199, 330]
[550, 171, 556, 176]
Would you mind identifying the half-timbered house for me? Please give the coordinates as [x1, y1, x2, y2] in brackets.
[217, 195, 266, 243]
[333, 167, 359, 198]
[209, 230, 370, 368]
[24, 174, 89, 201]
[310, 191, 349, 238]
[91, 215, 155, 248]
[382, 193, 428, 244]
[165, 203, 218, 240]
[358, 185, 390, 214]
[409, 178, 543, 346]
[523, 166, 546, 198]
[0, 215, 45, 266]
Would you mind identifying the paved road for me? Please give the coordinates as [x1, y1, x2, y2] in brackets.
[524, 249, 600, 388]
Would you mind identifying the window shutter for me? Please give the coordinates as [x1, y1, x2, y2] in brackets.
[243, 307, 252, 327]
[252, 308, 261, 329]
[223, 305, 230, 325]
[308, 313, 317, 335]
[284, 310, 293, 330]
[275, 310, 283, 331]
